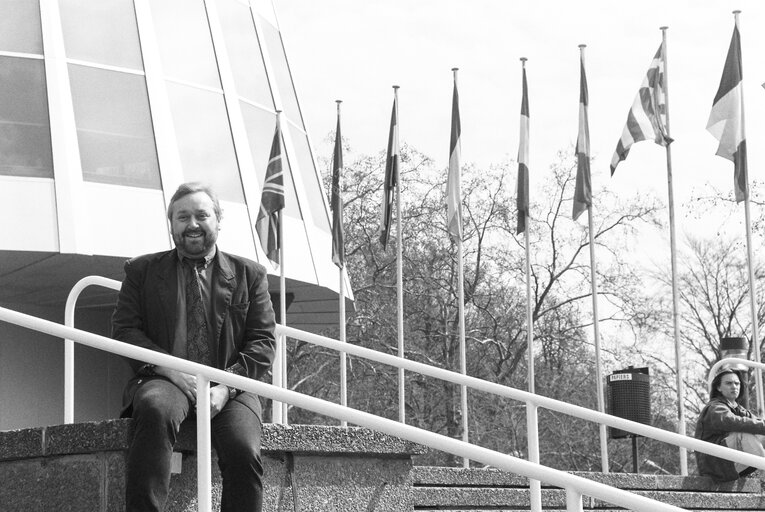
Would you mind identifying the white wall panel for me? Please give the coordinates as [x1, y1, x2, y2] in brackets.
[2, 177, 59, 251]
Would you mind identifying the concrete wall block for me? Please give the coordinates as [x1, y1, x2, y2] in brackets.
[0, 455, 109, 511]
[263, 453, 413, 511]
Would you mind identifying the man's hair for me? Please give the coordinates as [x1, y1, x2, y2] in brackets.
[710, 369, 740, 400]
[167, 182, 222, 221]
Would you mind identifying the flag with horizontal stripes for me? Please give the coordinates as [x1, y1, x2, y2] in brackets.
[573, 53, 591, 221]
[331, 108, 345, 268]
[516, 65, 529, 234]
[256, 122, 285, 265]
[379, 94, 399, 249]
[610, 43, 671, 175]
[707, 19, 748, 202]
[446, 74, 462, 242]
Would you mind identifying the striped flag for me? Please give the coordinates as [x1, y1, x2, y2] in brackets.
[256, 121, 285, 265]
[516, 64, 529, 234]
[707, 19, 747, 202]
[331, 106, 345, 268]
[379, 94, 399, 249]
[610, 43, 671, 175]
[573, 51, 591, 221]
[446, 71, 462, 242]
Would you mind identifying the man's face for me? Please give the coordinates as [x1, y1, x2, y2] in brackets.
[170, 191, 219, 259]
[717, 373, 741, 403]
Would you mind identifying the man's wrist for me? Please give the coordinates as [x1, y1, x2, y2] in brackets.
[139, 363, 157, 376]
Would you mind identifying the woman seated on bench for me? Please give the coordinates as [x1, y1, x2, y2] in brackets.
[695, 368, 765, 481]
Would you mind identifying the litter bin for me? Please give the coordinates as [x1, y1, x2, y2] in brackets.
[607, 366, 650, 439]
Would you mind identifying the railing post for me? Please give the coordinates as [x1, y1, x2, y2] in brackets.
[64, 338, 75, 423]
[526, 401, 541, 512]
[566, 487, 584, 512]
[196, 375, 212, 512]
[272, 330, 284, 424]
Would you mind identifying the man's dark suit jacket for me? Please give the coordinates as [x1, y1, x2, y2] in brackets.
[112, 247, 276, 419]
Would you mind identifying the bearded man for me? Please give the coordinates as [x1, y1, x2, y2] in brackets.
[112, 182, 275, 511]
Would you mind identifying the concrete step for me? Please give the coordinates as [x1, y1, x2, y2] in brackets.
[412, 466, 765, 511]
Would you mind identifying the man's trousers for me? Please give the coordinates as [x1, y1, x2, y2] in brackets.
[125, 378, 264, 512]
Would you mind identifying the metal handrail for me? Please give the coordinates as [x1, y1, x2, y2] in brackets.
[64, 275, 121, 423]
[41, 275, 765, 511]
[0, 304, 696, 512]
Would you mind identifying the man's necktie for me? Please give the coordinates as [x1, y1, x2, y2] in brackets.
[186, 260, 211, 366]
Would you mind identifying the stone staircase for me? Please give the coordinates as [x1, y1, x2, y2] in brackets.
[2, 419, 764, 511]
[412, 466, 765, 511]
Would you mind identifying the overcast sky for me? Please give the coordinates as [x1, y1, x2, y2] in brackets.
[275, 0, 765, 233]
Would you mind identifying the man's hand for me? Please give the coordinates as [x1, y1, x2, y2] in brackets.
[155, 366, 197, 404]
[210, 385, 230, 418]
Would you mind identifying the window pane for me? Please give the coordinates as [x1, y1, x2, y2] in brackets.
[240, 102, 300, 218]
[60, 0, 143, 70]
[150, 0, 221, 88]
[0, 0, 42, 54]
[69, 64, 160, 188]
[288, 124, 328, 229]
[217, 0, 273, 108]
[258, 18, 302, 126]
[167, 82, 243, 202]
[0, 57, 52, 177]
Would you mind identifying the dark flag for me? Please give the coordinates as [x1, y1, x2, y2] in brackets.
[573, 51, 591, 221]
[447, 71, 462, 241]
[516, 63, 529, 234]
[256, 121, 285, 265]
[379, 93, 399, 249]
[331, 105, 345, 268]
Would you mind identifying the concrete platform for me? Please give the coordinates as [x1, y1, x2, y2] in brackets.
[0, 419, 427, 511]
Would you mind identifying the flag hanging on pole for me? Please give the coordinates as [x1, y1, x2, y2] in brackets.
[610, 43, 671, 175]
[516, 62, 529, 234]
[446, 70, 462, 242]
[331, 103, 345, 268]
[379, 92, 399, 249]
[573, 50, 591, 221]
[256, 120, 285, 265]
[707, 17, 748, 202]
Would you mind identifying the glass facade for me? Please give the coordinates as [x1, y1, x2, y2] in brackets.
[0, 56, 52, 178]
[0, 0, 43, 53]
[1, 0, 333, 256]
[60, 0, 143, 70]
[217, 0, 274, 109]
[167, 82, 243, 202]
[150, 0, 221, 88]
[69, 64, 160, 188]
[259, 18, 302, 126]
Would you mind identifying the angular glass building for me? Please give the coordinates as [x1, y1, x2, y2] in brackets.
[0, 0, 351, 430]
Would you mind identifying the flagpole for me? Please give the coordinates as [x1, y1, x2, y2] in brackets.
[519, 58, 534, 397]
[336, 99, 348, 427]
[447, 68, 470, 468]
[520, 57, 541, 512]
[392, 85, 406, 425]
[268, 110, 285, 426]
[657, 26, 688, 476]
[579, 44, 609, 474]
[732, 10, 763, 415]
[276, 110, 288, 425]
[451, 68, 469, 468]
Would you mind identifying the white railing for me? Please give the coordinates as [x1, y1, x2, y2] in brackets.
[0, 304, 698, 512]
[12, 275, 765, 511]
